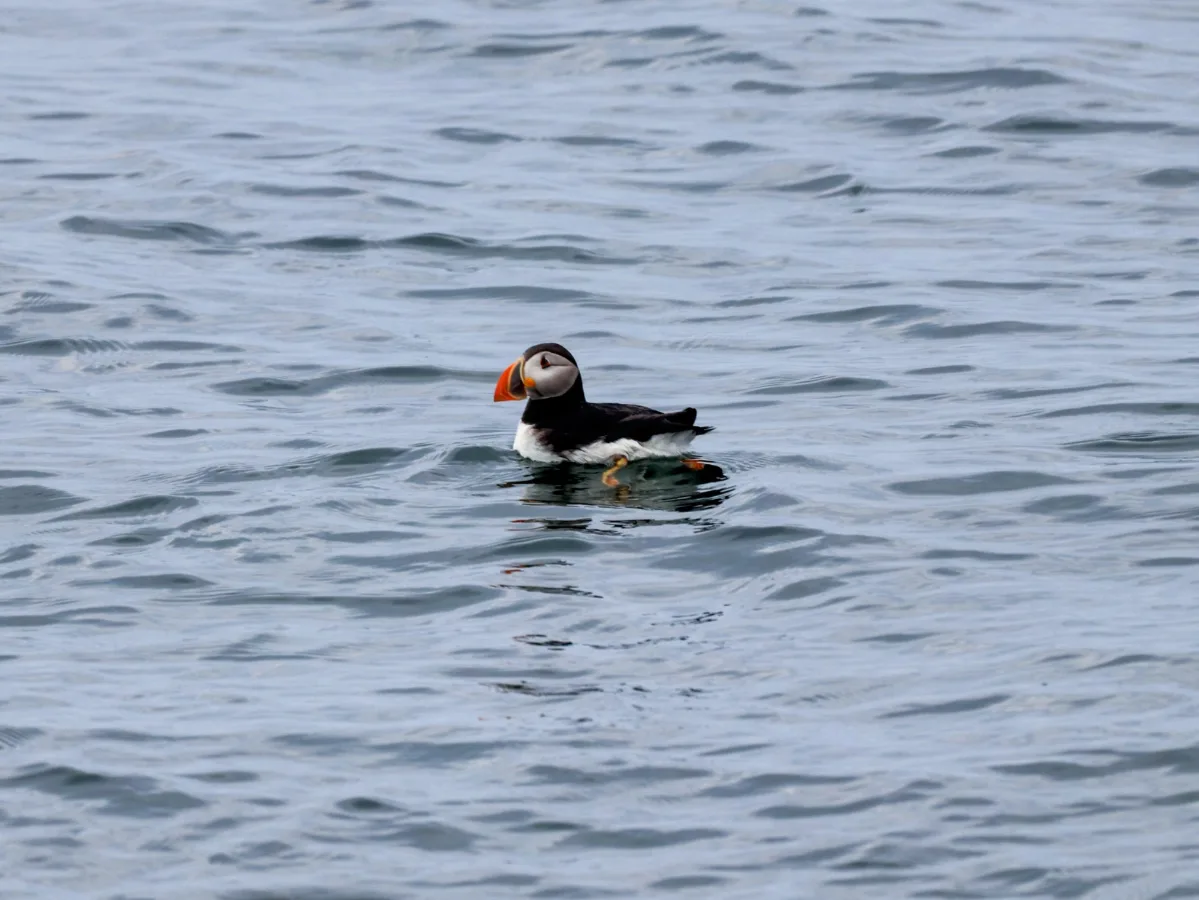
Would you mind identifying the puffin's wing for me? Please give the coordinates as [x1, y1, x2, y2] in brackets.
[591, 403, 713, 442]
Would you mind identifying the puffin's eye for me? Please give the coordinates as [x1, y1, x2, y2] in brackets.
[540, 356, 550, 368]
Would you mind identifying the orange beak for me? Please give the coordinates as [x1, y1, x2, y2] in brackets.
[493, 357, 527, 402]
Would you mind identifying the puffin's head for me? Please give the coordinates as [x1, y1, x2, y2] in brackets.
[493, 343, 580, 402]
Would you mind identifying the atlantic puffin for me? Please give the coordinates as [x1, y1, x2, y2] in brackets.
[493, 342, 712, 486]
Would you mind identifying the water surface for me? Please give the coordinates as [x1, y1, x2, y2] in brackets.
[3, 1, 1199, 897]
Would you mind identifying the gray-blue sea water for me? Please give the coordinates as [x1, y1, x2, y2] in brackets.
[3, 1, 1199, 897]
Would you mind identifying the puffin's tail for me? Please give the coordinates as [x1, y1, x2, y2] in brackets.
[672, 407, 713, 435]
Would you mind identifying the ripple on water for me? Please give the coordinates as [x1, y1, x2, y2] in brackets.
[211, 366, 474, 397]
[435, 126, 522, 144]
[404, 285, 599, 304]
[890, 471, 1077, 496]
[1041, 402, 1199, 419]
[1138, 167, 1199, 187]
[830, 67, 1069, 93]
[249, 183, 364, 198]
[60, 215, 243, 246]
[1067, 432, 1199, 454]
[8, 2, 1199, 897]
[0, 727, 42, 749]
[261, 232, 631, 264]
[0, 485, 84, 516]
[754, 779, 941, 820]
[207, 585, 502, 618]
[904, 320, 1075, 339]
[733, 79, 804, 95]
[789, 303, 939, 324]
[2, 765, 206, 817]
[748, 375, 889, 395]
[928, 144, 1000, 158]
[657, 524, 887, 577]
[0, 337, 126, 356]
[51, 495, 199, 521]
[556, 826, 727, 849]
[190, 447, 419, 484]
[771, 172, 855, 193]
[984, 115, 1184, 135]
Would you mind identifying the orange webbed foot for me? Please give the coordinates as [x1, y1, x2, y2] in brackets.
[602, 456, 629, 487]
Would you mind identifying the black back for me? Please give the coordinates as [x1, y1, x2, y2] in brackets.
[524, 397, 711, 455]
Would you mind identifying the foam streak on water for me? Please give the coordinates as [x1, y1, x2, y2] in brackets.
[3, 1, 1199, 897]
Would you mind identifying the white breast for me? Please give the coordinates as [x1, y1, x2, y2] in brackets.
[513, 421, 566, 463]
[513, 422, 696, 464]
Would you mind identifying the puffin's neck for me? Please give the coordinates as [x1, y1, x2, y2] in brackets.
[521, 377, 587, 424]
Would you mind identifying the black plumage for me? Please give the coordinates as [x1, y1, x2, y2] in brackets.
[517, 343, 712, 456]
[526, 400, 712, 455]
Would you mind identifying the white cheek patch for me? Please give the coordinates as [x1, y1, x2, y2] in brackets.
[542, 368, 577, 399]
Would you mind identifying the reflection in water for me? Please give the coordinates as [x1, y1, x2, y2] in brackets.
[501, 459, 730, 513]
